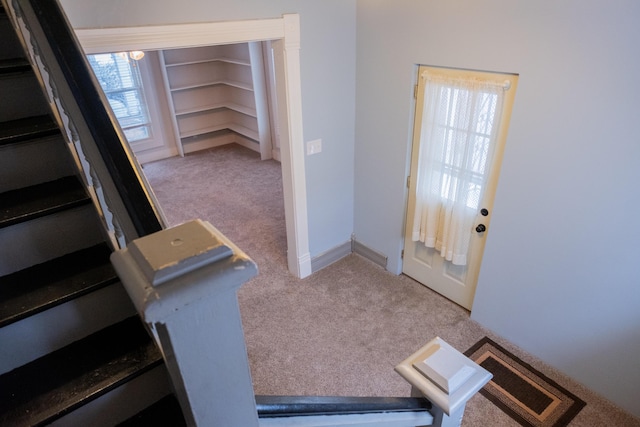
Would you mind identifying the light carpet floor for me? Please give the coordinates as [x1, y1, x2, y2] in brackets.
[141, 144, 639, 427]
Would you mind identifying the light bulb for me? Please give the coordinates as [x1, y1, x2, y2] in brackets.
[129, 51, 145, 61]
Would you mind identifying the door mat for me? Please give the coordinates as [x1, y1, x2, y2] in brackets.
[464, 337, 586, 427]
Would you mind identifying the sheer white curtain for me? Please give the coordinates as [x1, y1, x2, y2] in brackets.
[411, 73, 506, 265]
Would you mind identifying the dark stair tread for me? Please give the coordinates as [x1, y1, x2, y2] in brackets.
[0, 176, 90, 229]
[0, 58, 31, 75]
[0, 316, 162, 426]
[0, 115, 60, 146]
[0, 243, 118, 328]
[118, 395, 186, 427]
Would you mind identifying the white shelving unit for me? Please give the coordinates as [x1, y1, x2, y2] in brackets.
[159, 42, 272, 158]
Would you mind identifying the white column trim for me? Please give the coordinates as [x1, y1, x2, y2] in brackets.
[75, 14, 312, 278]
[272, 15, 312, 278]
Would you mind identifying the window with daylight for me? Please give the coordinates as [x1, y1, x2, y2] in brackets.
[87, 53, 151, 142]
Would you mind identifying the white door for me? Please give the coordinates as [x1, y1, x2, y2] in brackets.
[403, 66, 518, 310]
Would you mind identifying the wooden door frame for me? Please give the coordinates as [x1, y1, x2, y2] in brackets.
[75, 14, 312, 278]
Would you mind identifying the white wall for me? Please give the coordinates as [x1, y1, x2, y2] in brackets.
[59, 0, 357, 258]
[355, 0, 640, 417]
[58, 0, 640, 416]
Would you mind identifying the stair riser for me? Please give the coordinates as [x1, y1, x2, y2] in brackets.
[0, 204, 104, 276]
[0, 18, 24, 61]
[0, 135, 73, 193]
[0, 282, 136, 375]
[49, 365, 172, 427]
[0, 73, 50, 122]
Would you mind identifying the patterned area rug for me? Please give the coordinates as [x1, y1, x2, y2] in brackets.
[465, 337, 586, 427]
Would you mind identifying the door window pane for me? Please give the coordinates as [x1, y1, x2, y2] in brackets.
[433, 86, 499, 210]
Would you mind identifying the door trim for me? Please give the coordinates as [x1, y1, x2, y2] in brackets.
[75, 14, 312, 278]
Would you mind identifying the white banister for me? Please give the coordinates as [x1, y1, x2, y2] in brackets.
[262, 338, 491, 427]
[110, 220, 489, 427]
[110, 219, 259, 427]
[395, 337, 492, 427]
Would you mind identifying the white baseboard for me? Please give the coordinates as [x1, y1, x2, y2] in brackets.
[309, 238, 388, 273]
[135, 146, 179, 165]
[351, 238, 388, 269]
[271, 148, 281, 162]
[182, 133, 237, 154]
[141, 133, 259, 160]
[234, 134, 260, 154]
[311, 240, 352, 273]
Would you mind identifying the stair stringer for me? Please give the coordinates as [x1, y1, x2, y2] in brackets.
[5, 0, 165, 249]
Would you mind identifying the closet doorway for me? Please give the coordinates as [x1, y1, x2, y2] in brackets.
[156, 41, 279, 161]
[77, 14, 312, 278]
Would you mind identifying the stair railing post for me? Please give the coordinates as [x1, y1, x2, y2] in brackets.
[110, 220, 259, 427]
[396, 337, 492, 427]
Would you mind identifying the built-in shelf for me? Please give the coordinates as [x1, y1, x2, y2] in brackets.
[164, 57, 250, 67]
[175, 103, 257, 118]
[178, 123, 258, 141]
[169, 80, 253, 92]
[159, 42, 270, 157]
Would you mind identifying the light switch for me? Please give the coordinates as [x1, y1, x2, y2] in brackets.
[307, 139, 322, 155]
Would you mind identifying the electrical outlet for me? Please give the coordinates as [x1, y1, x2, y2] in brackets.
[306, 139, 322, 155]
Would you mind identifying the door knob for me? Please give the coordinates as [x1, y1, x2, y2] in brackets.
[476, 224, 486, 233]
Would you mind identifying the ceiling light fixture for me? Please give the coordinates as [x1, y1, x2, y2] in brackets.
[116, 51, 145, 62]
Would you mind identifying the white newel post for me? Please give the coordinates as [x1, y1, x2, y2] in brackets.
[110, 220, 259, 427]
[395, 337, 492, 427]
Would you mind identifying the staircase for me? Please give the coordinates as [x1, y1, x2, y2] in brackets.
[0, 1, 490, 425]
[0, 4, 172, 426]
